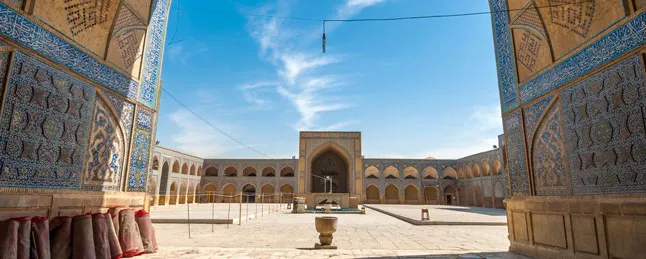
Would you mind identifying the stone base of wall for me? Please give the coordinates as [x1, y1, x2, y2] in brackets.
[505, 195, 646, 259]
[0, 188, 146, 220]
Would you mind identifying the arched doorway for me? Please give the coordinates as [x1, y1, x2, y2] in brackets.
[222, 184, 237, 203]
[188, 184, 195, 203]
[311, 149, 349, 193]
[475, 184, 483, 207]
[169, 182, 178, 205]
[385, 184, 399, 204]
[423, 186, 439, 204]
[444, 185, 457, 205]
[203, 184, 217, 203]
[261, 184, 275, 203]
[280, 184, 294, 202]
[179, 183, 187, 204]
[404, 185, 419, 204]
[243, 184, 256, 203]
[494, 181, 505, 208]
[158, 162, 170, 205]
[365, 185, 380, 204]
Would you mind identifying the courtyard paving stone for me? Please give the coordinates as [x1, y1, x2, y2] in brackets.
[142, 207, 528, 258]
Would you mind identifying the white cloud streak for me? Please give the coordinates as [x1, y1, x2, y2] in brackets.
[243, 0, 385, 131]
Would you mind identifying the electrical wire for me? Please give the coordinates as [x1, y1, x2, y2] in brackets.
[160, 87, 274, 159]
[167, 0, 181, 45]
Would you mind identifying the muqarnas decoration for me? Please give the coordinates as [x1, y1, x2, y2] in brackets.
[0, 52, 94, 189]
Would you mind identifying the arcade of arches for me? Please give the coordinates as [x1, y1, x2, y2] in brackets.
[149, 131, 509, 209]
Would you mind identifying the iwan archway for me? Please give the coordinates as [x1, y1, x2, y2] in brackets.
[310, 148, 350, 193]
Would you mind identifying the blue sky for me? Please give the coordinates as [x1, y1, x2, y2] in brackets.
[155, 0, 503, 159]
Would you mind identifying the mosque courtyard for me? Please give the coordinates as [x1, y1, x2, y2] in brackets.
[142, 205, 529, 258]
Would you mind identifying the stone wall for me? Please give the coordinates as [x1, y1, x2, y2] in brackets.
[490, 0, 646, 257]
[0, 0, 170, 219]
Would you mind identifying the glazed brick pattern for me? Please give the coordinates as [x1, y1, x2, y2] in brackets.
[489, 0, 519, 113]
[127, 106, 155, 192]
[503, 111, 530, 196]
[138, 0, 171, 108]
[561, 54, 646, 195]
[0, 2, 139, 100]
[0, 51, 94, 189]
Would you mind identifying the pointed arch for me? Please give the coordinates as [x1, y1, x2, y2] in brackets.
[261, 167, 276, 177]
[472, 163, 481, 177]
[172, 161, 180, 173]
[179, 183, 187, 204]
[404, 185, 419, 204]
[280, 184, 294, 202]
[243, 166, 257, 177]
[384, 166, 399, 179]
[190, 164, 196, 175]
[482, 161, 491, 176]
[442, 166, 458, 179]
[365, 166, 379, 179]
[280, 167, 294, 177]
[365, 184, 380, 204]
[465, 165, 473, 179]
[205, 166, 218, 176]
[492, 160, 502, 175]
[222, 183, 237, 203]
[169, 181, 178, 204]
[261, 184, 275, 202]
[187, 183, 195, 203]
[403, 166, 419, 179]
[422, 166, 438, 179]
[202, 184, 217, 203]
[224, 166, 238, 177]
[181, 163, 189, 175]
[197, 166, 203, 176]
[385, 184, 399, 204]
[152, 156, 159, 170]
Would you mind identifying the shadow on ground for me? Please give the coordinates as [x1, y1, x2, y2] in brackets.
[354, 251, 530, 258]
[436, 207, 506, 216]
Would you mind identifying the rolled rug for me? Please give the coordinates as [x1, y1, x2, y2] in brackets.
[0, 219, 19, 258]
[92, 213, 111, 259]
[49, 216, 73, 259]
[72, 214, 96, 259]
[134, 210, 157, 253]
[30, 216, 50, 259]
[107, 207, 122, 236]
[14, 216, 32, 259]
[104, 214, 123, 259]
[118, 210, 144, 257]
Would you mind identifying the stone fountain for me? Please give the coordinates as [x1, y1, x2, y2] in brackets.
[314, 216, 338, 249]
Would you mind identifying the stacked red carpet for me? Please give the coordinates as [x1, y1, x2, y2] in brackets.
[0, 209, 157, 259]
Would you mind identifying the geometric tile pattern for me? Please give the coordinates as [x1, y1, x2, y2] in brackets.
[561, 54, 646, 195]
[0, 2, 139, 100]
[138, 0, 171, 108]
[523, 95, 554, 143]
[520, 12, 646, 104]
[0, 52, 94, 189]
[489, 0, 519, 113]
[83, 95, 126, 191]
[127, 106, 155, 191]
[531, 101, 570, 196]
[111, 5, 146, 71]
[503, 111, 530, 196]
[100, 89, 135, 150]
[0, 52, 9, 94]
[64, 0, 112, 36]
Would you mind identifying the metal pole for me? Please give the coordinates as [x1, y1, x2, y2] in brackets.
[211, 196, 214, 232]
[187, 201, 191, 238]
[246, 194, 249, 221]
[227, 195, 231, 229]
[238, 192, 242, 225]
[261, 194, 264, 217]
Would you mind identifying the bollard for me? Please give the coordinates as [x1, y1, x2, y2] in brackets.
[421, 208, 430, 221]
[239, 192, 242, 225]
[211, 197, 215, 232]
[187, 202, 192, 238]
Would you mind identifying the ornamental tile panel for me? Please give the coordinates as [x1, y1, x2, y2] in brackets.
[503, 111, 530, 196]
[0, 52, 94, 189]
[138, 0, 171, 108]
[561, 54, 646, 195]
[489, 0, 519, 112]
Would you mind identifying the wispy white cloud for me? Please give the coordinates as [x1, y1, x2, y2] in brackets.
[167, 41, 209, 64]
[243, 0, 385, 131]
[239, 81, 277, 109]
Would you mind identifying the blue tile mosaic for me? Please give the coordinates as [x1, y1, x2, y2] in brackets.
[0, 2, 139, 100]
[520, 12, 646, 104]
[127, 106, 155, 192]
[523, 95, 554, 143]
[138, 0, 171, 108]
[489, 0, 519, 113]
[503, 111, 530, 196]
[0, 51, 94, 189]
[531, 102, 570, 196]
[560, 54, 646, 195]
